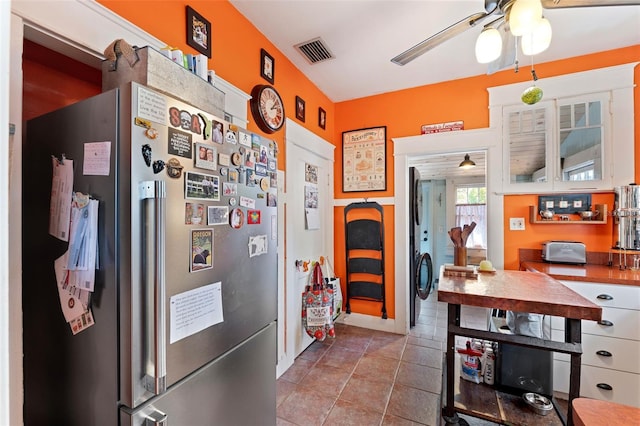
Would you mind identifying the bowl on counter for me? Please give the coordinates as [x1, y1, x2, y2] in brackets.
[522, 392, 554, 416]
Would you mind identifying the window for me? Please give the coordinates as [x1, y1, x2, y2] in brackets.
[558, 99, 603, 182]
[455, 185, 487, 249]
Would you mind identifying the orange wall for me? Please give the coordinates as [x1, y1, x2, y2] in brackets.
[23, 40, 101, 120]
[502, 193, 615, 270]
[98, 0, 639, 319]
[98, 0, 335, 170]
[333, 47, 639, 316]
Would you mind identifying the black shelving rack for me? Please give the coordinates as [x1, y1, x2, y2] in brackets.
[344, 202, 387, 319]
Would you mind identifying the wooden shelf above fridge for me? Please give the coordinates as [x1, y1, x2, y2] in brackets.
[529, 204, 608, 224]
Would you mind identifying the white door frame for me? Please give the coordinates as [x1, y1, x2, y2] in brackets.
[278, 119, 334, 377]
[393, 129, 504, 335]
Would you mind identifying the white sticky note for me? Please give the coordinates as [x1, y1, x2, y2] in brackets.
[170, 282, 223, 344]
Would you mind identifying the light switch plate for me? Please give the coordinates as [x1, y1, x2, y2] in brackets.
[509, 217, 525, 231]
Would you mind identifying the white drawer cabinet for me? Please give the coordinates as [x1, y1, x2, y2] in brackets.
[554, 360, 640, 407]
[551, 280, 640, 407]
[552, 330, 640, 374]
[559, 280, 640, 310]
[551, 307, 640, 340]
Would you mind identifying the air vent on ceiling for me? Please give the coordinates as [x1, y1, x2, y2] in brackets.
[294, 37, 334, 64]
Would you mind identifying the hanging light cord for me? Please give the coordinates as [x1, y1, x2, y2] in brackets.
[514, 36, 520, 73]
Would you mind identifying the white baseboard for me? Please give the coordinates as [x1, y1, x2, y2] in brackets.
[335, 312, 402, 334]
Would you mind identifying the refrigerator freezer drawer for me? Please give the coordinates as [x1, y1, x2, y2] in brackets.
[121, 322, 276, 426]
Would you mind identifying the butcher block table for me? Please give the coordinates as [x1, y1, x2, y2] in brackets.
[438, 268, 602, 426]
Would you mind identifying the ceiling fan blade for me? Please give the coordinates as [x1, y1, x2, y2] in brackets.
[487, 21, 516, 74]
[542, 0, 640, 8]
[391, 11, 489, 65]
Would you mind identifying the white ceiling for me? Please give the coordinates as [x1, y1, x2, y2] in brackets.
[230, 0, 640, 103]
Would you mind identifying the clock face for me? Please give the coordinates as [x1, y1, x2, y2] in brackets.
[251, 85, 285, 134]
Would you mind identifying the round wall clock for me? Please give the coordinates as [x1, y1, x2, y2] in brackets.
[250, 84, 285, 134]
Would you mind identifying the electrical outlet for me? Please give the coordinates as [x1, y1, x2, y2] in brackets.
[509, 217, 525, 231]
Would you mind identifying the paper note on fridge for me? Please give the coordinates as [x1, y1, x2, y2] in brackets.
[54, 252, 88, 322]
[83, 141, 111, 176]
[49, 156, 74, 241]
[67, 196, 99, 289]
[170, 282, 224, 344]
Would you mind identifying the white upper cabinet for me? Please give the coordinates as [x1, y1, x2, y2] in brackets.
[490, 63, 637, 193]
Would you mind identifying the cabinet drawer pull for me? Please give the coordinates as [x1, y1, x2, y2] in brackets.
[596, 383, 613, 391]
[598, 319, 614, 327]
[596, 350, 612, 357]
[597, 294, 613, 301]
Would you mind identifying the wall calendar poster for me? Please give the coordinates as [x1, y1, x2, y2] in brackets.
[342, 126, 387, 192]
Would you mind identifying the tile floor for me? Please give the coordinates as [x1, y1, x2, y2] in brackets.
[276, 290, 496, 425]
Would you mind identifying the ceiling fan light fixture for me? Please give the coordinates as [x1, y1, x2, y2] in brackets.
[509, 0, 543, 36]
[475, 27, 503, 63]
[459, 154, 476, 169]
[521, 17, 552, 55]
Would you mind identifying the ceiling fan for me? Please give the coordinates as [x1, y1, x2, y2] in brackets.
[391, 0, 640, 66]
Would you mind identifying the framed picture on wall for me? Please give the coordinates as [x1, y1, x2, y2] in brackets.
[318, 107, 326, 130]
[295, 96, 305, 122]
[186, 6, 211, 58]
[342, 126, 387, 192]
[260, 48, 274, 84]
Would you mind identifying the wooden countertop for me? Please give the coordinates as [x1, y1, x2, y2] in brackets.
[522, 261, 640, 287]
[438, 269, 602, 321]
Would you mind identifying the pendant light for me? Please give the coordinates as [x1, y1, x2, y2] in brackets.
[459, 154, 476, 169]
[521, 16, 552, 56]
[475, 27, 503, 64]
[509, 0, 543, 37]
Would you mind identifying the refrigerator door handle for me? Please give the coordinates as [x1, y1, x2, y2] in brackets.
[144, 409, 168, 426]
[140, 181, 167, 395]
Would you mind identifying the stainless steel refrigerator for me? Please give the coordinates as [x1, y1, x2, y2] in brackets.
[22, 82, 278, 425]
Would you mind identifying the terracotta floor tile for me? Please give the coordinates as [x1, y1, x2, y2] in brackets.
[381, 414, 426, 425]
[298, 364, 352, 397]
[299, 341, 330, 363]
[395, 361, 442, 394]
[407, 335, 443, 351]
[401, 344, 443, 370]
[317, 346, 362, 372]
[276, 416, 299, 426]
[339, 374, 393, 413]
[353, 353, 400, 383]
[408, 323, 435, 339]
[277, 379, 298, 407]
[386, 383, 441, 425]
[332, 331, 372, 353]
[280, 358, 317, 384]
[279, 306, 498, 425]
[365, 336, 407, 360]
[324, 399, 384, 426]
[277, 388, 336, 426]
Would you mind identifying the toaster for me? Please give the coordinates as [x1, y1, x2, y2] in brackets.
[541, 241, 586, 264]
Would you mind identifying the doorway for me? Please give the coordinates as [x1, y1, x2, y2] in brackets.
[393, 129, 503, 334]
[279, 119, 335, 377]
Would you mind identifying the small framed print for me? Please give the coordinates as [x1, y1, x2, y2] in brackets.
[185, 171, 220, 201]
[185, 202, 205, 225]
[295, 96, 305, 122]
[207, 206, 229, 225]
[186, 6, 211, 58]
[260, 48, 274, 84]
[195, 142, 217, 171]
[190, 228, 213, 272]
[318, 107, 326, 130]
[247, 210, 261, 225]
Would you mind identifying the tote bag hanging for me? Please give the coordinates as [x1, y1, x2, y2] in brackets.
[301, 262, 335, 341]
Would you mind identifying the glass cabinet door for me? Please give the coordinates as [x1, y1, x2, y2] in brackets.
[558, 95, 606, 184]
[503, 102, 553, 192]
